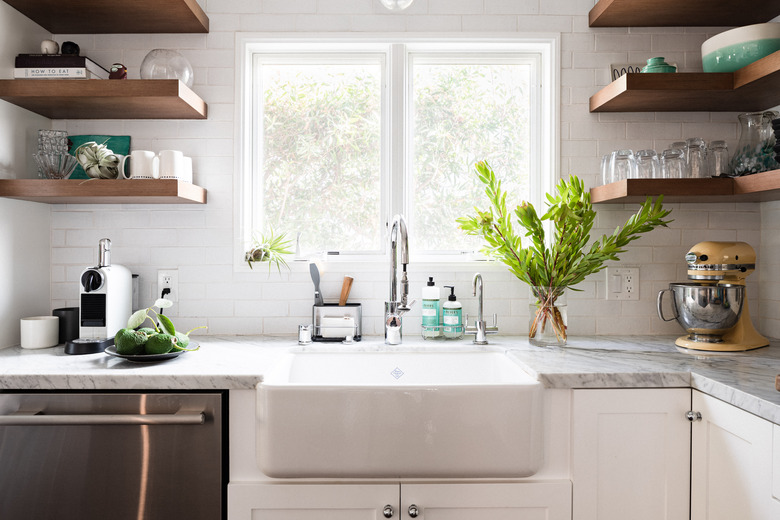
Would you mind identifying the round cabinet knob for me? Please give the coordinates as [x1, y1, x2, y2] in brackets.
[383, 505, 394, 518]
[686, 410, 702, 422]
[408, 505, 419, 518]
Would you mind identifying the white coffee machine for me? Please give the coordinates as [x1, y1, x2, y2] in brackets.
[64, 238, 132, 355]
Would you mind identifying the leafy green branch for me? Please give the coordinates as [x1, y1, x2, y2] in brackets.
[457, 161, 673, 343]
[457, 160, 673, 290]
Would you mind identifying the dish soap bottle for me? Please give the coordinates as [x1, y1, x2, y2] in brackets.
[422, 276, 441, 338]
[443, 285, 463, 339]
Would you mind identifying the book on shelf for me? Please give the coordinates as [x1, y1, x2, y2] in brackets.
[15, 54, 109, 77]
[13, 67, 107, 79]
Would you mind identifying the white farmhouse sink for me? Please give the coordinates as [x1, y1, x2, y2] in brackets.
[256, 345, 543, 478]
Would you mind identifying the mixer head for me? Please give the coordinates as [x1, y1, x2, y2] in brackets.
[685, 241, 756, 281]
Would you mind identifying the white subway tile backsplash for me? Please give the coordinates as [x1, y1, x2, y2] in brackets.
[38, 3, 780, 339]
[428, 0, 483, 15]
[405, 15, 462, 31]
[206, 0, 264, 14]
[349, 14, 406, 31]
[461, 15, 519, 32]
[516, 15, 572, 33]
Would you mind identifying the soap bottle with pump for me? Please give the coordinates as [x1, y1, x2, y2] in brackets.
[422, 276, 441, 338]
[442, 285, 463, 339]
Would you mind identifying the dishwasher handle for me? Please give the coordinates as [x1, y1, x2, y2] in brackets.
[0, 410, 205, 426]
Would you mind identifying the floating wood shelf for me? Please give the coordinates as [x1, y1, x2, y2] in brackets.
[2, 0, 209, 33]
[0, 179, 207, 204]
[590, 51, 780, 112]
[589, 0, 780, 27]
[591, 170, 780, 203]
[0, 79, 207, 119]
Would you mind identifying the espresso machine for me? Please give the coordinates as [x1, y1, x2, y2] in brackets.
[64, 238, 132, 354]
[657, 241, 769, 352]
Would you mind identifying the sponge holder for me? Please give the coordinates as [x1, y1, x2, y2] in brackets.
[312, 303, 362, 342]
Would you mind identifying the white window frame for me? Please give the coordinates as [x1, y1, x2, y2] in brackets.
[234, 33, 559, 270]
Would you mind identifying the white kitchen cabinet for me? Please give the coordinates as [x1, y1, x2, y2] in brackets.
[228, 483, 399, 520]
[691, 390, 780, 520]
[228, 481, 571, 520]
[571, 388, 691, 520]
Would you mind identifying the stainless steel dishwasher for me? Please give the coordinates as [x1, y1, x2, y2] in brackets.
[0, 391, 225, 520]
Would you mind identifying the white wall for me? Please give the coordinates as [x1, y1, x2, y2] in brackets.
[38, 0, 767, 338]
[0, 3, 53, 348]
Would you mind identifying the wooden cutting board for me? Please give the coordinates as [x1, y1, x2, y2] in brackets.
[776, 374, 780, 391]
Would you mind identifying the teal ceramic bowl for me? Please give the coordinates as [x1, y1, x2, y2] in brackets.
[702, 23, 780, 73]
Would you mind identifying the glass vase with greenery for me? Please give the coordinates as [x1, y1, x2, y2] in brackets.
[457, 161, 673, 345]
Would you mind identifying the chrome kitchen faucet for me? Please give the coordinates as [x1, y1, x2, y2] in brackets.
[465, 272, 498, 344]
[384, 215, 415, 344]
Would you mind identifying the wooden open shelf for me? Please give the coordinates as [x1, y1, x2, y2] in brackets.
[591, 170, 780, 203]
[0, 79, 207, 119]
[590, 51, 780, 112]
[0, 179, 207, 204]
[589, 0, 780, 27]
[2, 0, 208, 33]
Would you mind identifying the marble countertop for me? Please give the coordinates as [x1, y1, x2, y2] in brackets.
[1, 334, 779, 424]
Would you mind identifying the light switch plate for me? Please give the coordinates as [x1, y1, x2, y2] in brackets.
[606, 267, 639, 300]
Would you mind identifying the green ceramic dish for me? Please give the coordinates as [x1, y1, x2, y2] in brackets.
[641, 57, 677, 73]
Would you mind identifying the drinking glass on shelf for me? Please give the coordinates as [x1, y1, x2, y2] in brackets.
[610, 149, 637, 181]
[686, 140, 708, 178]
[669, 141, 686, 151]
[661, 148, 686, 179]
[601, 153, 612, 185]
[635, 149, 660, 179]
[708, 140, 730, 177]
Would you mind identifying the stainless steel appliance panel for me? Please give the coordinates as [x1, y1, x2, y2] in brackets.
[0, 392, 224, 520]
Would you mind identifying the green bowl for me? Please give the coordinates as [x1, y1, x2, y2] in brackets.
[702, 23, 780, 73]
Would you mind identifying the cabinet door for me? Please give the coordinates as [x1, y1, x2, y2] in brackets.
[401, 482, 572, 520]
[228, 483, 399, 520]
[572, 388, 691, 520]
[691, 391, 778, 520]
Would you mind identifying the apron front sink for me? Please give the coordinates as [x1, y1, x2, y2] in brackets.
[256, 345, 543, 478]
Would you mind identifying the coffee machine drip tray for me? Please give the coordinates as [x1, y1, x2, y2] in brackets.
[64, 337, 114, 355]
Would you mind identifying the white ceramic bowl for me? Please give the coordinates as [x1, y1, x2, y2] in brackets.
[702, 23, 780, 73]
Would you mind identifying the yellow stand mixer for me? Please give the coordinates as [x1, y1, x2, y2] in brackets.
[658, 241, 769, 352]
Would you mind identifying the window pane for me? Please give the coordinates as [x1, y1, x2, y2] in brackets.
[411, 60, 532, 253]
[260, 61, 383, 253]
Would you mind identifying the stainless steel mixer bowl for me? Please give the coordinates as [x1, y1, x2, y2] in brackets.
[657, 282, 744, 341]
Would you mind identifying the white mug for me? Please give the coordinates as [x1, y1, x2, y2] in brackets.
[158, 150, 185, 179]
[180, 156, 193, 183]
[120, 150, 159, 179]
[20, 316, 59, 349]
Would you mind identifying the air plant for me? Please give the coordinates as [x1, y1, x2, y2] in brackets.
[73, 141, 122, 179]
[245, 228, 293, 273]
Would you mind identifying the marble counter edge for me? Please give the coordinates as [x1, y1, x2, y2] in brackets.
[1, 335, 779, 424]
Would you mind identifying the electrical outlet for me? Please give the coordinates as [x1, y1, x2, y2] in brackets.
[606, 267, 639, 300]
[157, 270, 179, 302]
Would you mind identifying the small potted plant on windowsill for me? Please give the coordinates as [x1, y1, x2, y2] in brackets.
[457, 161, 672, 346]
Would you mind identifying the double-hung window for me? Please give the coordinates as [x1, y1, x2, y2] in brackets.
[238, 35, 557, 262]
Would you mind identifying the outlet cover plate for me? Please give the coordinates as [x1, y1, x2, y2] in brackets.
[157, 269, 179, 302]
[606, 267, 639, 300]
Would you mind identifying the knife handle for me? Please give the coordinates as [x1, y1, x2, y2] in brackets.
[339, 276, 354, 306]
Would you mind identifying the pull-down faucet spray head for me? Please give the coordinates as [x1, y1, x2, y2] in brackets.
[389, 215, 411, 310]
